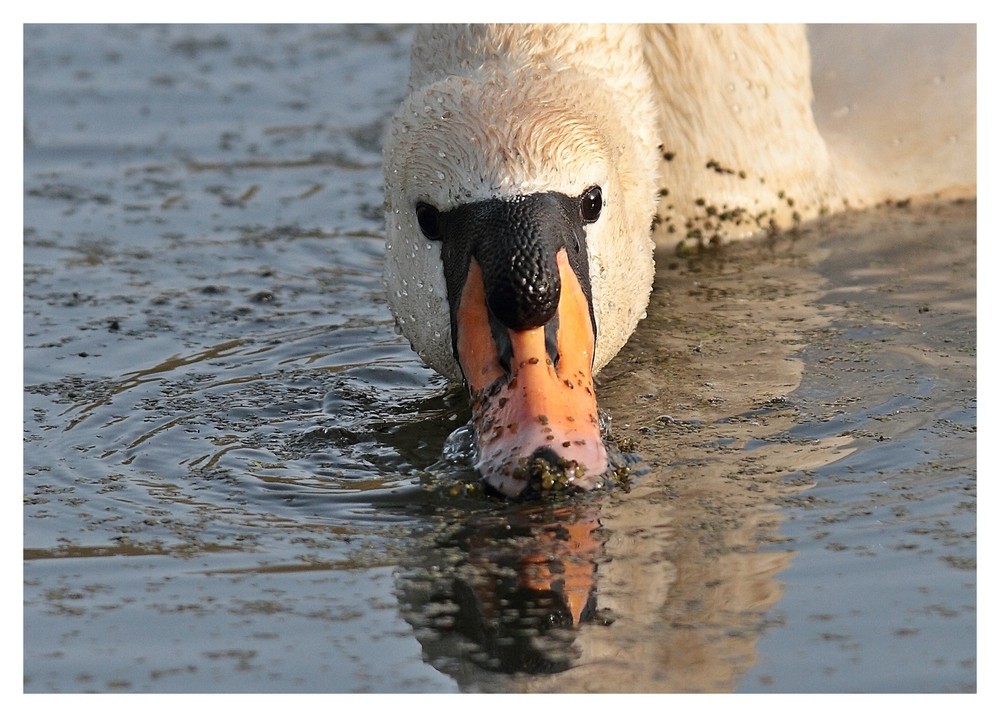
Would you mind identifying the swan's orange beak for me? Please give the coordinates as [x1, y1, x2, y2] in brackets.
[455, 249, 609, 497]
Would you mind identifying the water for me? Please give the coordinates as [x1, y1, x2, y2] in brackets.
[22, 24, 975, 693]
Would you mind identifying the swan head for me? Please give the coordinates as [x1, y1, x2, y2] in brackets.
[384, 34, 658, 497]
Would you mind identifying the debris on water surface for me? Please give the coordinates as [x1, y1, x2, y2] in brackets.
[512, 455, 583, 494]
[511, 452, 637, 499]
[429, 421, 641, 500]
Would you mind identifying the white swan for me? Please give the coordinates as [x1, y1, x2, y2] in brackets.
[382, 24, 975, 497]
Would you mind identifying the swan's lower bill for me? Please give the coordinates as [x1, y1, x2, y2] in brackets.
[456, 251, 609, 497]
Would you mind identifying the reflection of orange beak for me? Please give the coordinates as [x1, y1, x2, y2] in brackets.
[518, 518, 601, 626]
[455, 249, 609, 497]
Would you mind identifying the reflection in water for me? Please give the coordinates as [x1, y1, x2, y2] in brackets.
[399, 501, 605, 675]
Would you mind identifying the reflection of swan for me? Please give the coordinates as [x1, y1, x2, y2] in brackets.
[383, 25, 975, 496]
[397, 502, 605, 677]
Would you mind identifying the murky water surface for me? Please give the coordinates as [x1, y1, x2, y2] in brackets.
[23, 25, 975, 693]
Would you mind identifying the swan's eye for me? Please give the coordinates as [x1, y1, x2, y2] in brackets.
[580, 186, 603, 223]
[415, 202, 442, 240]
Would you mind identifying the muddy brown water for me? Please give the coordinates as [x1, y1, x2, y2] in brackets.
[23, 25, 975, 692]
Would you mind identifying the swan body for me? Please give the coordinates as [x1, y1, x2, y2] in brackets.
[382, 24, 975, 496]
[641, 25, 841, 237]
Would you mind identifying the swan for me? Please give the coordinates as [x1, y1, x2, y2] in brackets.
[382, 24, 975, 497]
